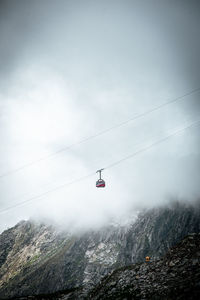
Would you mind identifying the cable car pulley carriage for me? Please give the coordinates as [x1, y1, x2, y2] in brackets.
[96, 169, 105, 188]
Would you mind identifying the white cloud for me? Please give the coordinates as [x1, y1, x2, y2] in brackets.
[0, 0, 200, 232]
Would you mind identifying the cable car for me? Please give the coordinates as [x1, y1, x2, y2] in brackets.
[96, 169, 105, 188]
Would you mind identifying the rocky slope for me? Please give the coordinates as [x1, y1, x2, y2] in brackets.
[118, 201, 200, 265]
[4, 233, 200, 300]
[0, 222, 126, 298]
[0, 201, 199, 299]
[88, 233, 200, 300]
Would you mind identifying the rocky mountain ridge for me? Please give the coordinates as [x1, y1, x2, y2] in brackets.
[3, 233, 200, 300]
[88, 233, 200, 300]
[0, 201, 199, 299]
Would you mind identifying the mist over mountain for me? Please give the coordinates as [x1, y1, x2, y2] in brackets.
[0, 0, 200, 233]
[0, 1, 200, 298]
[0, 200, 199, 299]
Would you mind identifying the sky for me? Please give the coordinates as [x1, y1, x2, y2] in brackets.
[0, 0, 200, 233]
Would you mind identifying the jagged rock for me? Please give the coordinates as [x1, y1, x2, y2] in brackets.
[87, 233, 200, 300]
[0, 201, 199, 299]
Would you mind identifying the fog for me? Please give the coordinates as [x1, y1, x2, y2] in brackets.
[0, 0, 200, 232]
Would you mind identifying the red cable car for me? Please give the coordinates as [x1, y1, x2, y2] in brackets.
[96, 169, 105, 188]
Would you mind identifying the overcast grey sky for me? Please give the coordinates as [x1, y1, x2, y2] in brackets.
[0, 0, 200, 232]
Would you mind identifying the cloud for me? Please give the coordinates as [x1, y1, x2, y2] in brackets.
[0, 0, 200, 232]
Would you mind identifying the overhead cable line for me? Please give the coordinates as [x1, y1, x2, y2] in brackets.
[0, 118, 199, 214]
[0, 171, 96, 214]
[0, 87, 199, 179]
[104, 119, 200, 170]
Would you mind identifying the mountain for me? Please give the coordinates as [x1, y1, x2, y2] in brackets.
[88, 233, 200, 300]
[0, 200, 199, 299]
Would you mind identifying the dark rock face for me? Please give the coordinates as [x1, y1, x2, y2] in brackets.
[4, 233, 200, 300]
[0, 222, 87, 298]
[83, 201, 200, 285]
[88, 233, 200, 300]
[0, 222, 125, 299]
[0, 226, 16, 268]
[118, 201, 200, 265]
[0, 201, 199, 299]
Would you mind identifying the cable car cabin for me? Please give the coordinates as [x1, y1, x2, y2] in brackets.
[96, 169, 105, 188]
[96, 179, 105, 188]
